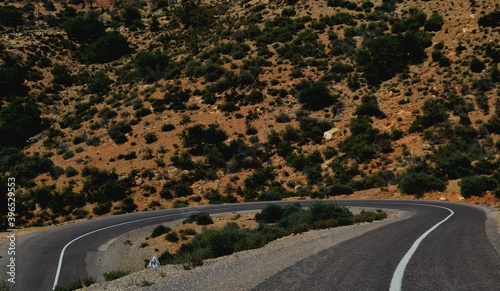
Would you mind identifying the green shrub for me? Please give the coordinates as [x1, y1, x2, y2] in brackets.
[53, 276, 95, 291]
[470, 57, 485, 73]
[63, 17, 105, 43]
[117, 151, 136, 160]
[424, 11, 444, 32]
[328, 184, 353, 196]
[88, 70, 111, 95]
[255, 204, 285, 223]
[0, 5, 23, 27]
[398, 172, 446, 198]
[431, 50, 451, 67]
[353, 209, 387, 223]
[459, 175, 497, 198]
[295, 80, 337, 111]
[122, 5, 142, 27]
[349, 173, 387, 191]
[338, 116, 390, 163]
[134, 51, 172, 83]
[183, 213, 214, 225]
[175, 0, 214, 28]
[391, 9, 427, 33]
[82, 32, 131, 64]
[329, 62, 353, 81]
[93, 202, 112, 215]
[52, 64, 74, 87]
[181, 124, 228, 155]
[161, 123, 176, 132]
[357, 31, 431, 84]
[409, 98, 449, 132]
[103, 269, 130, 282]
[191, 222, 245, 257]
[258, 186, 289, 201]
[65, 166, 79, 178]
[166, 231, 180, 242]
[134, 107, 152, 118]
[173, 181, 193, 197]
[180, 228, 197, 236]
[72, 209, 89, 219]
[309, 202, 353, 226]
[173, 199, 189, 208]
[151, 225, 172, 238]
[298, 116, 332, 144]
[0, 64, 27, 97]
[144, 132, 158, 144]
[282, 7, 296, 17]
[0, 98, 45, 147]
[355, 95, 386, 118]
[108, 122, 132, 144]
[117, 197, 137, 213]
[478, 11, 500, 28]
[244, 167, 276, 191]
[81, 167, 130, 203]
[63, 150, 75, 160]
[164, 90, 191, 111]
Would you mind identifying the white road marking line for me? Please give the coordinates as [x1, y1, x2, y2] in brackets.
[52, 209, 213, 290]
[52, 203, 263, 289]
[52, 201, 454, 290]
[389, 204, 455, 291]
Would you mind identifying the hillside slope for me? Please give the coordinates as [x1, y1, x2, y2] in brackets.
[1, 0, 499, 227]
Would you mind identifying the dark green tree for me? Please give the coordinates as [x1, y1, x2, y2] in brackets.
[108, 122, 132, 144]
[134, 51, 171, 83]
[51, 64, 74, 87]
[424, 11, 444, 32]
[295, 80, 337, 111]
[355, 95, 386, 118]
[357, 32, 431, 84]
[459, 175, 497, 198]
[470, 57, 486, 73]
[122, 5, 142, 27]
[63, 17, 105, 43]
[175, 0, 214, 28]
[0, 65, 27, 98]
[82, 31, 131, 63]
[81, 167, 130, 203]
[398, 172, 446, 197]
[0, 98, 45, 147]
[478, 11, 500, 28]
[0, 6, 24, 27]
[409, 98, 449, 132]
[181, 124, 228, 155]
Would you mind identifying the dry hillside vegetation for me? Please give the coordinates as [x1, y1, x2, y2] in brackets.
[1, 0, 500, 227]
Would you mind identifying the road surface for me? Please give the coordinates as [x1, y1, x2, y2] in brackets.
[9, 200, 500, 290]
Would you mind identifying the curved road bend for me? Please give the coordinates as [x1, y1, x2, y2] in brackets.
[13, 200, 500, 291]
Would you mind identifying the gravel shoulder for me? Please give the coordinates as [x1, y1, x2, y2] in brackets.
[79, 208, 408, 291]
[485, 206, 500, 257]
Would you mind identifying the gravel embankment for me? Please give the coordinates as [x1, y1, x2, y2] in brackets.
[80, 209, 407, 291]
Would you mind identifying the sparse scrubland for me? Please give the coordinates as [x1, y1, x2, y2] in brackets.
[0, 0, 500, 228]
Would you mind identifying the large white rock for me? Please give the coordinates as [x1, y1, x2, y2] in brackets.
[323, 128, 340, 141]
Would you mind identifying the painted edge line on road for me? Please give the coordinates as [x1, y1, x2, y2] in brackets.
[52, 208, 224, 290]
[51, 200, 453, 290]
[389, 204, 455, 291]
[52, 201, 302, 289]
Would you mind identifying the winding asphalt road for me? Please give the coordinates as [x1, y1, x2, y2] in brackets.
[11, 200, 500, 291]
